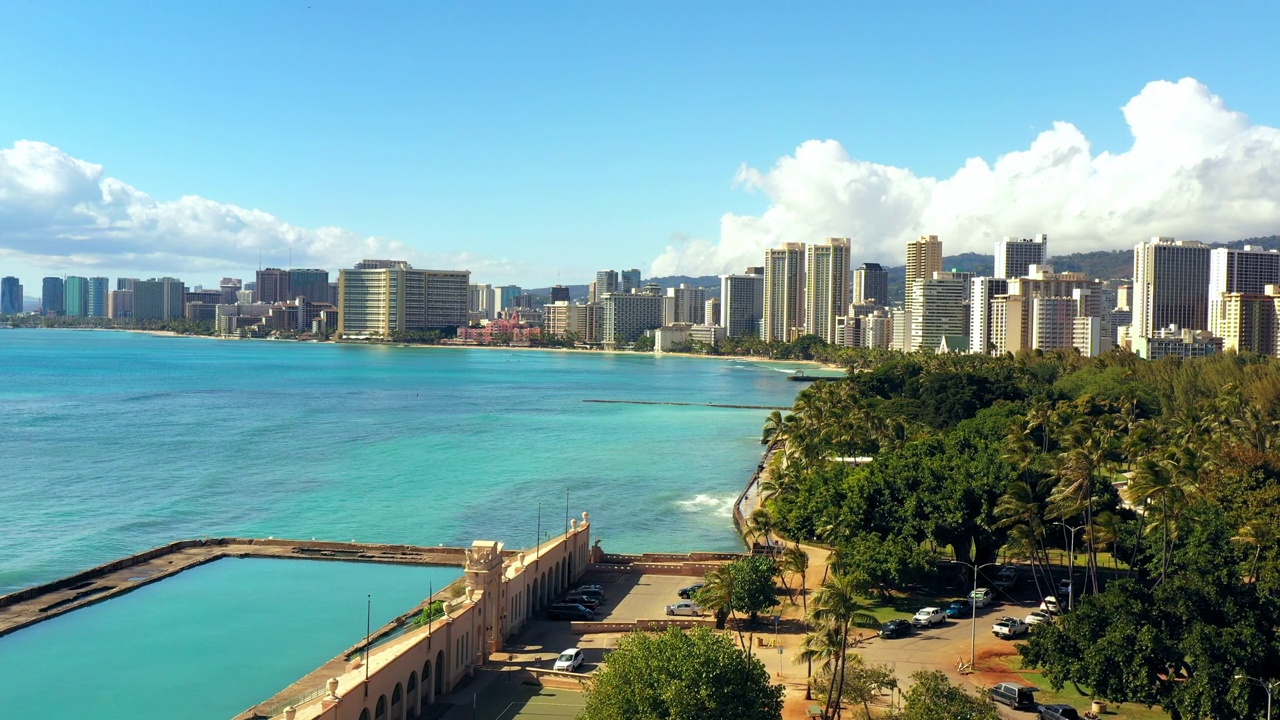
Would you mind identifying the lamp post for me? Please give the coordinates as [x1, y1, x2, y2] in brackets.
[1235, 674, 1279, 720]
[950, 560, 1001, 670]
[1055, 522, 1086, 611]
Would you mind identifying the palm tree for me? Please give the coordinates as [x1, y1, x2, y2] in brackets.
[761, 410, 789, 445]
[781, 545, 810, 610]
[796, 622, 844, 696]
[994, 478, 1054, 600]
[695, 566, 744, 648]
[746, 507, 775, 549]
[1233, 517, 1278, 585]
[809, 572, 879, 720]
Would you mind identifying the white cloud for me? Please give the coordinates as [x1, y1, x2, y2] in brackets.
[0, 141, 531, 282]
[651, 78, 1280, 277]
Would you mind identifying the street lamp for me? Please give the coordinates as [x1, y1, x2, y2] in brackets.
[1055, 522, 1086, 611]
[950, 559, 1001, 671]
[1235, 674, 1279, 720]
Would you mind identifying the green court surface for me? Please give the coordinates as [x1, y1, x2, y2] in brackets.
[452, 683, 586, 720]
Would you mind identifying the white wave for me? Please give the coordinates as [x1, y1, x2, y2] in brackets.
[675, 493, 737, 518]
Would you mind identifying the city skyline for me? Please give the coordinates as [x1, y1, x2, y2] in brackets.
[2, 5, 1280, 288]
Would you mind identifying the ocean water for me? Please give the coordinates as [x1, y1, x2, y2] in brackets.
[0, 329, 803, 717]
[0, 330, 803, 594]
[0, 558, 461, 718]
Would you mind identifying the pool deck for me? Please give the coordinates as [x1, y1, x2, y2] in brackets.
[0, 537, 475, 639]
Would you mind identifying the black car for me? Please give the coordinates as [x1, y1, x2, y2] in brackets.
[563, 594, 601, 610]
[547, 603, 594, 620]
[1037, 704, 1080, 720]
[879, 619, 912, 638]
[574, 585, 605, 600]
[678, 583, 704, 599]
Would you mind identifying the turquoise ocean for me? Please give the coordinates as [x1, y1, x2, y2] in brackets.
[0, 329, 805, 718]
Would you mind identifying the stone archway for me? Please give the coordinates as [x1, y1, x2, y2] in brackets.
[421, 660, 433, 711]
[375, 694, 388, 720]
[391, 682, 404, 720]
[407, 671, 419, 719]
[435, 649, 446, 696]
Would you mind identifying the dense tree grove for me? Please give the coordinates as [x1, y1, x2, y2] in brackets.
[760, 348, 1280, 719]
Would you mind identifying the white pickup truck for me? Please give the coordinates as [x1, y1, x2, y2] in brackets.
[992, 616, 1030, 638]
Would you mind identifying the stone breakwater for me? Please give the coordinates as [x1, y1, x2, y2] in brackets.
[0, 537, 478, 639]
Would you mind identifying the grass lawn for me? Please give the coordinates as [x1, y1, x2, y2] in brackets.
[993, 655, 1171, 720]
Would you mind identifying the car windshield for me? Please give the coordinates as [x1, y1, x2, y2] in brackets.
[559, 652, 576, 662]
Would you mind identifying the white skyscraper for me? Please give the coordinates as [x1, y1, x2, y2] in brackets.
[1208, 246, 1280, 338]
[969, 277, 1009, 355]
[805, 238, 851, 344]
[762, 244, 805, 343]
[995, 235, 1048, 279]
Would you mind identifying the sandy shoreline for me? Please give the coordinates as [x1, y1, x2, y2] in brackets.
[52, 327, 847, 371]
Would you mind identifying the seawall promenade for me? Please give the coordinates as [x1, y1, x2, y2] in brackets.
[0, 537, 478, 639]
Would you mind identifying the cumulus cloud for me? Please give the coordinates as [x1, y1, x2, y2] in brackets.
[0, 141, 530, 281]
[651, 78, 1280, 277]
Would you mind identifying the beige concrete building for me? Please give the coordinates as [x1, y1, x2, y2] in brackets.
[995, 234, 1048, 279]
[1208, 246, 1280, 340]
[720, 271, 764, 338]
[601, 292, 664, 349]
[905, 235, 943, 287]
[337, 262, 470, 339]
[805, 238, 851, 344]
[1217, 287, 1280, 355]
[906, 272, 968, 352]
[762, 244, 805, 342]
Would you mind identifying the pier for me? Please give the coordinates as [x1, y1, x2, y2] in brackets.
[0, 537, 474, 639]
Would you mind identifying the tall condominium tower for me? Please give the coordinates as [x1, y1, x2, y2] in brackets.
[969, 277, 1009, 355]
[907, 272, 968, 352]
[1132, 238, 1211, 336]
[1208, 246, 1280, 338]
[337, 261, 470, 338]
[63, 276, 89, 317]
[550, 285, 570, 303]
[41, 277, 65, 316]
[762, 243, 805, 343]
[620, 269, 642, 294]
[852, 262, 889, 305]
[601, 292, 664, 349]
[288, 268, 330, 303]
[995, 235, 1048, 279]
[219, 278, 243, 305]
[87, 276, 109, 317]
[720, 270, 764, 339]
[594, 270, 619, 299]
[1, 276, 23, 314]
[492, 285, 521, 314]
[805, 238, 851, 344]
[468, 283, 493, 319]
[256, 268, 291, 304]
[134, 277, 186, 320]
[666, 284, 706, 324]
[905, 235, 943, 287]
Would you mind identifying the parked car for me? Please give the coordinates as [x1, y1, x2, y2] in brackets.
[678, 583, 704, 599]
[1037, 703, 1081, 720]
[547, 603, 594, 621]
[1025, 610, 1054, 626]
[994, 565, 1019, 589]
[989, 682, 1037, 710]
[574, 585, 605, 599]
[1039, 596, 1062, 614]
[879, 619, 912, 638]
[968, 587, 994, 608]
[943, 599, 972, 618]
[992, 616, 1030, 638]
[1058, 579, 1074, 597]
[665, 601, 703, 616]
[563, 593, 600, 610]
[910, 607, 947, 627]
[553, 647, 585, 672]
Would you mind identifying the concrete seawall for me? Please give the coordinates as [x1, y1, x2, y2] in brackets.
[0, 537, 475, 639]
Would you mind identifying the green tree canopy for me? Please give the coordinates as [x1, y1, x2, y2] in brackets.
[887, 670, 999, 720]
[578, 626, 784, 720]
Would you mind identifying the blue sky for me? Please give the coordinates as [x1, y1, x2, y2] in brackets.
[2, 2, 1279, 288]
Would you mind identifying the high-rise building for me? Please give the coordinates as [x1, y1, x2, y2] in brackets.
[805, 238, 851, 343]
[63, 276, 89, 317]
[594, 271, 619, 299]
[762, 243, 805, 342]
[1, 277, 23, 314]
[288, 269, 330, 303]
[862, 310, 893, 350]
[969, 277, 1009, 355]
[256, 268, 291, 304]
[492, 285, 521, 314]
[620, 269, 642, 294]
[906, 273, 968, 352]
[108, 290, 133, 319]
[704, 297, 721, 327]
[1217, 287, 1280, 356]
[550, 285, 570, 303]
[905, 235, 943, 287]
[665, 284, 706, 325]
[134, 277, 186, 320]
[41, 277, 65, 316]
[336, 261, 469, 338]
[720, 271, 764, 339]
[116, 278, 139, 291]
[219, 278, 243, 305]
[468, 283, 493, 320]
[1132, 238, 1211, 336]
[601, 292, 665, 349]
[87, 277, 109, 317]
[995, 235, 1048, 279]
[1208, 246, 1280, 339]
[852, 262, 889, 305]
